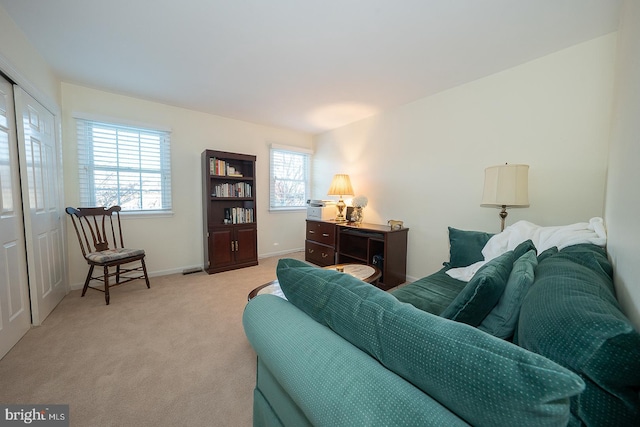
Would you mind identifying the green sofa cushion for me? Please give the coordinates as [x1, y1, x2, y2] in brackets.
[446, 227, 493, 268]
[244, 295, 468, 427]
[391, 268, 467, 315]
[276, 258, 585, 426]
[440, 250, 515, 326]
[537, 246, 558, 262]
[478, 249, 538, 339]
[517, 244, 640, 426]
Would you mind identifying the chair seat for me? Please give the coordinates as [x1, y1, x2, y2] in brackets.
[86, 248, 145, 264]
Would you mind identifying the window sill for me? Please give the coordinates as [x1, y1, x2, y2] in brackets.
[120, 210, 174, 219]
[269, 207, 306, 213]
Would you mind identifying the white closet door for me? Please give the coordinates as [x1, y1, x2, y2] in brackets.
[0, 77, 31, 359]
[14, 86, 66, 325]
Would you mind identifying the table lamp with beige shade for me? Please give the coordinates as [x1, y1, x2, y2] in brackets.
[327, 174, 354, 222]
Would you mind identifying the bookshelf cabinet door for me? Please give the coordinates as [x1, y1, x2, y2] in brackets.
[209, 229, 234, 269]
[235, 226, 258, 264]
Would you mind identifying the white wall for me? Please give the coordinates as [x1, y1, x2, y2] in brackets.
[0, 6, 59, 110]
[314, 34, 617, 281]
[62, 83, 312, 287]
[605, 0, 640, 328]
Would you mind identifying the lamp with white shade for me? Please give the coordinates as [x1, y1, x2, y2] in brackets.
[481, 164, 529, 231]
[327, 174, 354, 222]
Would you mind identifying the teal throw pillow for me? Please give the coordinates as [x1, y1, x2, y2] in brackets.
[440, 250, 515, 326]
[513, 239, 536, 259]
[276, 258, 584, 427]
[446, 227, 493, 268]
[478, 250, 538, 339]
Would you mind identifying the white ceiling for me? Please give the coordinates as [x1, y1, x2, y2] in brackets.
[1, 0, 621, 134]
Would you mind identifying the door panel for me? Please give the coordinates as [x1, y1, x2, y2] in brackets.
[235, 227, 257, 264]
[210, 229, 233, 268]
[14, 87, 66, 325]
[0, 77, 31, 359]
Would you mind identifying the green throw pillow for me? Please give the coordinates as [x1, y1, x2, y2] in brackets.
[276, 258, 584, 426]
[513, 239, 536, 259]
[446, 227, 493, 268]
[440, 251, 515, 326]
[478, 250, 538, 339]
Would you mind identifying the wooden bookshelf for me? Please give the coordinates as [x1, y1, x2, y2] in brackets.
[202, 150, 258, 273]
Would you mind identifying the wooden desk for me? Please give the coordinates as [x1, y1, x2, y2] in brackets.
[305, 220, 408, 290]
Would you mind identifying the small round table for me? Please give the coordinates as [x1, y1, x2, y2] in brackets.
[247, 263, 382, 300]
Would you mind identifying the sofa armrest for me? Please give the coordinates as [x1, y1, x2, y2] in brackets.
[243, 295, 468, 427]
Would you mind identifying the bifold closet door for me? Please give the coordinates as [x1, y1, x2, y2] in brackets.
[14, 86, 66, 326]
[0, 77, 31, 359]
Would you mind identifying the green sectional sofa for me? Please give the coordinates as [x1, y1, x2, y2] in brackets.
[243, 232, 640, 426]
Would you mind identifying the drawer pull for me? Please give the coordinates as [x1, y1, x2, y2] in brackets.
[308, 230, 315, 234]
[308, 249, 314, 253]
[322, 233, 330, 237]
[322, 253, 328, 258]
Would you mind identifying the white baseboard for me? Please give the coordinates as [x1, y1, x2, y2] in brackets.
[258, 248, 304, 259]
[67, 250, 305, 290]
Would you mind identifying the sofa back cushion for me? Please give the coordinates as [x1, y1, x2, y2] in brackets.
[277, 258, 585, 427]
[391, 268, 467, 315]
[517, 244, 640, 425]
[245, 297, 468, 427]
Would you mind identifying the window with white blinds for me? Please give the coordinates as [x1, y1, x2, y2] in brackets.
[76, 119, 172, 213]
[269, 144, 312, 210]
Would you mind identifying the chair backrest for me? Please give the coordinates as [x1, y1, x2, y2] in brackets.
[65, 206, 125, 257]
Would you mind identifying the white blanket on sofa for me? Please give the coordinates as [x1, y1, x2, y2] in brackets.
[446, 217, 607, 282]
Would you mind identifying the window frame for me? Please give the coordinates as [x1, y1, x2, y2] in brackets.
[75, 116, 172, 215]
[269, 144, 312, 212]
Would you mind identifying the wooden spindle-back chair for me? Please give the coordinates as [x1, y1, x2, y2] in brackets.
[65, 206, 150, 305]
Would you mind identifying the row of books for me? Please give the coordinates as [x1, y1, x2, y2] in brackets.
[224, 207, 254, 224]
[210, 158, 243, 177]
[212, 182, 252, 198]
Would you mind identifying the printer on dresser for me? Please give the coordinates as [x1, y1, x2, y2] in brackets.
[305, 219, 409, 290]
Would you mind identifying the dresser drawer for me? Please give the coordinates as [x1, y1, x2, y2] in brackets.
[305, 240, 335, 266]
[306, 221, 336, 246]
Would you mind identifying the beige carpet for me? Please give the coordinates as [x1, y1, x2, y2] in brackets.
[0, 251, 304, 427]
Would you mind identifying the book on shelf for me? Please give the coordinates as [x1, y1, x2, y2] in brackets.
[211, 182, 252, 198]
[226, 207, 254, 224]
[209, 158, 244, 177]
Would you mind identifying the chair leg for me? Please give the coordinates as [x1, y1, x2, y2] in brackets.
[116, 265, 121, 284]
[82, 265, 94, 297]
[141, 258, 151, 289]
[103, 265, 110, 305]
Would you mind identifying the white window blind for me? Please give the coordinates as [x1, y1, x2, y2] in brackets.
[76, 119, 172, 212]
[270, 145, 311, 210]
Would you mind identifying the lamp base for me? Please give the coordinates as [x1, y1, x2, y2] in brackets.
[335, 198, 347, 222]
[499, 205, 508, 232]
